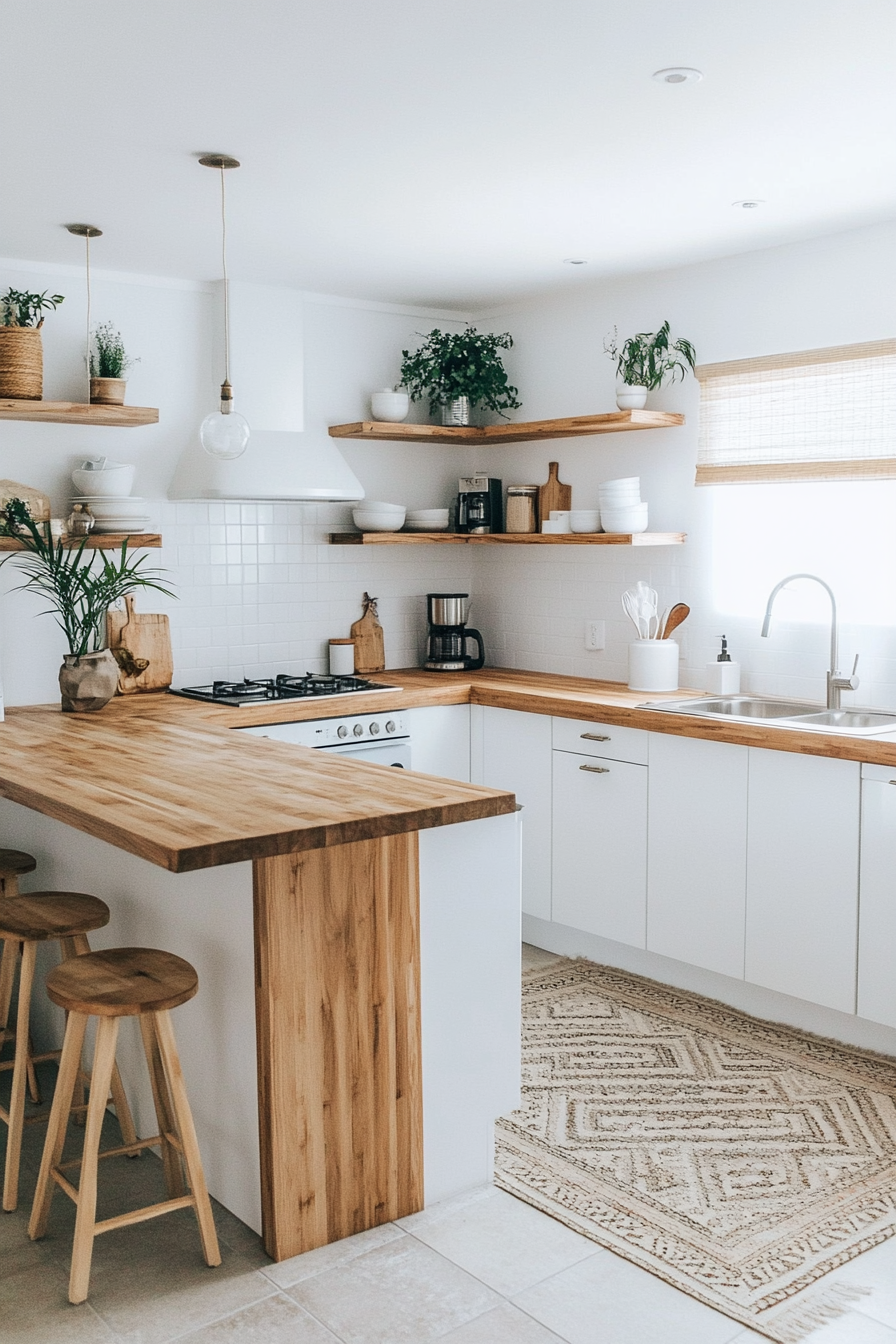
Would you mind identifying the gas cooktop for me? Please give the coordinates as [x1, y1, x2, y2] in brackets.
[170, 673, 399, 707]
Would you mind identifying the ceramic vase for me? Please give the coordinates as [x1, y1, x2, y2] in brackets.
[59, 649, 120, 712]
[616, 385, 648, 411]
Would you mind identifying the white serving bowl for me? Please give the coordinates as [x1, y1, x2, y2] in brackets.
[599, 488, 641, 504]
[570, 510, 601, 533]
[370, 390, 410, 423]
[77, 497, 147, 519]
[72, 463, 135, 497]
[360, 500, 405, 514]
[404, 520, 450, 532]
[600, 477, 640, 492]
[600, 503, 649, 534]
[353, 507, 406, 532]
[406, 508, 450, 520]
[92, 519, 150, 534]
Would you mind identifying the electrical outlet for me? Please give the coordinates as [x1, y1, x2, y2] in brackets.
[585, 620, 606, 651]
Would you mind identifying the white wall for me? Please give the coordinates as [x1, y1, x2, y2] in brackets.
[474, 220, 896, 707]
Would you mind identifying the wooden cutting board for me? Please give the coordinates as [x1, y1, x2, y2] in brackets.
[538, 462, 571, 525]
[105, 595, 173, 694]
[350, 593, 385, 674]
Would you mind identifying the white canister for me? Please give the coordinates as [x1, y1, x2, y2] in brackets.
[549, 510, 571, 533]
[329, 639, 356, 676]
[628, 639, 679, 692]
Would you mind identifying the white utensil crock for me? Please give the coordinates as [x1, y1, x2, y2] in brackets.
[628, 639, 679, 692]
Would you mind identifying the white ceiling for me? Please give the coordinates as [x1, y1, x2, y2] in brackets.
[3, 0, 896, 308]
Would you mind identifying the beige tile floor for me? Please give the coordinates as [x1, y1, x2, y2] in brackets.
[0, 945, 892, 1343]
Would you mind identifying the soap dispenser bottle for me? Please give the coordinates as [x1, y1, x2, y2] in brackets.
[705, 635, 741, 695]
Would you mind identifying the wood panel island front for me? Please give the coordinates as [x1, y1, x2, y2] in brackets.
[0, 701, 519, 1262]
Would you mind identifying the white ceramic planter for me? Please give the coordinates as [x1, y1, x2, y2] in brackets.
[616, 385, 648, 411]
[370, 390, 410, 422]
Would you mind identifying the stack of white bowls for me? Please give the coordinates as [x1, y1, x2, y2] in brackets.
[71, 459, 152, 534]
[352, 500, 406, 532]
[598, 477, 648, 534]
[405, 508, 450, 533]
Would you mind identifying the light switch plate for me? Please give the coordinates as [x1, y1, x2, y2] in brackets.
[585, 620, 606, 651]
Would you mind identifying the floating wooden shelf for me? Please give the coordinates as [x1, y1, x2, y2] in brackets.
[328, 409, 685, 446]
[0, 533, 162, 551]
[329, 531, 686, 547]
[0, 400, 159, 427]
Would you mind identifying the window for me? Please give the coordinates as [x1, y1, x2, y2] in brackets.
[696, 339, 896, 484]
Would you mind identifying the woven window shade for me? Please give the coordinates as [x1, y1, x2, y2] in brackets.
[695, 338, 896, 484]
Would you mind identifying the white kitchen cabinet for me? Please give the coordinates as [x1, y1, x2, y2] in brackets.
[407, 705, 471, 782]
[646, 733, 748, 979]
[858, 764, 896, 1029]
[745, 748, 860, 1014]
[552, 747, 647, 946]
[552, 716, 649, 765]
[471, 706, 552, 919]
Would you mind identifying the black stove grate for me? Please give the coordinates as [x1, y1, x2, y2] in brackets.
[171, 673, 398, 706]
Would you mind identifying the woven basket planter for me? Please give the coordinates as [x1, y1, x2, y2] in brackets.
[89, 377, 127, 406]
[0, 327, 43, 400]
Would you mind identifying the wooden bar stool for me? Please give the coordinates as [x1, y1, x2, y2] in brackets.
[0, 849, 40, 1104]
[0, 893, 137, 1212]
[29, 946, 221, 1304]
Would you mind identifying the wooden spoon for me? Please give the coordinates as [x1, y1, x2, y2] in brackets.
[661, 603, 690, 640]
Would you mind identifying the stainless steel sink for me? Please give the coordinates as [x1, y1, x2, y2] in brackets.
[643, 696, 896, 735]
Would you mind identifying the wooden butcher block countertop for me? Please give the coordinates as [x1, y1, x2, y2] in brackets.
[3, 665, 895, 874]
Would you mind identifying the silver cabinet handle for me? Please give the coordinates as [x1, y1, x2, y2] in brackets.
[580, 764, 610, 774]
[888, 780, 896, 786]
[580, 733, 611, 742]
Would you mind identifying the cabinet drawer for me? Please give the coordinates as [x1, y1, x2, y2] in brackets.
[552, 716, 648, 765]
[861, 763, 896, 784]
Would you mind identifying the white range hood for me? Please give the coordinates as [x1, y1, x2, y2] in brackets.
[168, 281, 363, 502]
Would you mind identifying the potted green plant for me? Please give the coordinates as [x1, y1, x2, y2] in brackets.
[0, 500, 173, 713]
[89, 322, 138, 405]
[604, 321, 697, 410]
[0, 288, 65, 401]
[400, 327, 522, 426]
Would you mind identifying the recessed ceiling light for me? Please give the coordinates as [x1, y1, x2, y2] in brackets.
[563, 258, 588, 265]
[733, 199, 764, 209]
[652, 67, 702, 85]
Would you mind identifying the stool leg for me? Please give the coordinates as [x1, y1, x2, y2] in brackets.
[69, 935, 138, 1153]
[0, 940, 15, 1047]
[29, 1011, 88, 1240]
[3, 941, 36, 1212]
[153, 1010, 220, 1267]
[139, 1015, 185, 1197]
[70, 1015, 119, 1306]
[59, 938, 87, 1126]
[26, 1034, 41, 1105]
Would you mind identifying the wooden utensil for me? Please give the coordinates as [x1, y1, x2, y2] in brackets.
[661, 602, 690, 640]
[350, 592, 385, 673]
[105, 595, 173, 694]
[537, 462, 571, 526]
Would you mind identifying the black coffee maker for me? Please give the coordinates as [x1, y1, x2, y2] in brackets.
[424, 593, 485, 671]
[457, 475, 503, 534]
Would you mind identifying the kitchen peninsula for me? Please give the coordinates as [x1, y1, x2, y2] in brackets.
[0, 699, 520, 1262]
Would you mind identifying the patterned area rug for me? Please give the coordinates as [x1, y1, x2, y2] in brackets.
[495, 958, 896, 1343]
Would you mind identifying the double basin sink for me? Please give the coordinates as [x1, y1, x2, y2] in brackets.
[645, 696, 896, 736]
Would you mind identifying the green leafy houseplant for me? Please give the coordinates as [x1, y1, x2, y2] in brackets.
[400, 327, 522, 419]
[0, 500, 173, 657]
[0, 288, 65, 327]
[604, 321, 697, 389]
[90, 322, 138, 379]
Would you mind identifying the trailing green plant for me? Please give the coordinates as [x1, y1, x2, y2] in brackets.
[0, 500, 174, 657]
[400, 327, 522, 418]
[90, 321, 138, 379]
[0, 288, 65, 328]
[603, 321, 697, 389]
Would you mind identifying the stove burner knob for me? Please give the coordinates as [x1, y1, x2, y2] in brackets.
[353, 723, 364, 737]
[337, 725, 349, 739]
[369, 722, 380, 736]
[385, 720, 396, 733]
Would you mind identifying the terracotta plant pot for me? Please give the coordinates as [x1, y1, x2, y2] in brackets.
[59, 649, 120, 713]
[0, 328, 43, 400]
[89, 377, 127, 406]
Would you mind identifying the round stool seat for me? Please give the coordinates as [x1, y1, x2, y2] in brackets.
[46, 947, 198, 1018]
[0, 849, 37, 876]
[0, 891, 110, 943]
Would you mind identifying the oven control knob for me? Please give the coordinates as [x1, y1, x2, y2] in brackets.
[369, 722, 380, 735]
[337, 725, 349, 739]
[385, 720, 396, 734]
[353, 723, 364, 737]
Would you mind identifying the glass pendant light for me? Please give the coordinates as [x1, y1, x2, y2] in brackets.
[198, 154, 250, 459]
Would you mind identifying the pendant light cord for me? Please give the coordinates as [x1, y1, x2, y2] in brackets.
[85, 232, 92, 400]
[220, 165, 230, 386]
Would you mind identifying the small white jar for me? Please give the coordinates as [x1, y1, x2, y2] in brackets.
[370, 389, 410, 422]
[329, 639, 356, 675]
[628, 639, 679, 692]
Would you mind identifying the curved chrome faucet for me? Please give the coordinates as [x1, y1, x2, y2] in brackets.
[761, 573, 859, 710]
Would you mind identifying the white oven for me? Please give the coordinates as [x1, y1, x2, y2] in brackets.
[237, 710, 412, 768]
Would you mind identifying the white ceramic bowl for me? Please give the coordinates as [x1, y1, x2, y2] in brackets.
[360, 500, 405, 514]
[72, 463, 135, 497]
[600, 503, 649, 534]
[406, 508, 450, 521]
[404, 520, 450, 532]
[569, 510, 601, 533]
[78, 498, 147, 519]
[600, 477, 640, 492]
[370, 390, 410, 423]
[353, 507, 406, 532]
[92, 519, 150, 534]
